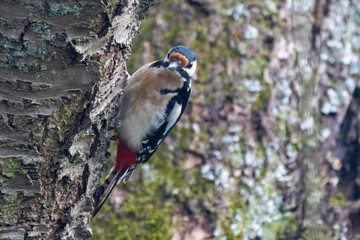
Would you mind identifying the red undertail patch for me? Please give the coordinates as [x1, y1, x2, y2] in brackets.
[114, 139, 137, 173]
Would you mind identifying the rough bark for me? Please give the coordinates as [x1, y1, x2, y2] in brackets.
[0, 0, 153, 239]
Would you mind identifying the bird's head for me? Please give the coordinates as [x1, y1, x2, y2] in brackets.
[164, 46, 197, 77]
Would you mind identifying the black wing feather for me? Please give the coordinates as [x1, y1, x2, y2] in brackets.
[137, 87, 190, 163]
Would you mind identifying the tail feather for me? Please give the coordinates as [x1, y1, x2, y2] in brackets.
[92, 139, 137, 217]
[92, 167, 129, 218]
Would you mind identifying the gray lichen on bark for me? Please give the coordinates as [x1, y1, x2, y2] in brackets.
[0, 0, 153, 239]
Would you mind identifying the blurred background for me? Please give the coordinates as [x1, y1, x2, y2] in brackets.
[91, 0, 360, 239]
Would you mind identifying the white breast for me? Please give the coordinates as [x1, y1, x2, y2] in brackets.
[117, 100, 167, 151]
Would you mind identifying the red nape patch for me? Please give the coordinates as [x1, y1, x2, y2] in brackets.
[114, 139, 137, 173]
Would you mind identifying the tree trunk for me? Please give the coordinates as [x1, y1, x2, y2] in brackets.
[0, 1, 152, 239]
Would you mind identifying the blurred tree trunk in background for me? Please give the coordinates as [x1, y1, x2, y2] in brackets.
[0, 1, 152, 239]
[91, 0, 360, 240]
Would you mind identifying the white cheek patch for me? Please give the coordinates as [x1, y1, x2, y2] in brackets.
[183, 61, 197, 77]
[169, 62, 179, 69]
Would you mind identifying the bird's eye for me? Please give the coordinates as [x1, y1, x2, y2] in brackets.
[186, 63, 193, 69]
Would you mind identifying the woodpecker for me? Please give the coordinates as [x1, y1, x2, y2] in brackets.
[93, 46, 197, 217]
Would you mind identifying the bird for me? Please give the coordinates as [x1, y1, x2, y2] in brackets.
[92, 46, 197, 217]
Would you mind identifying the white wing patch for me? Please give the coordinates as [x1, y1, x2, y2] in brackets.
[165, 102, 182, 133]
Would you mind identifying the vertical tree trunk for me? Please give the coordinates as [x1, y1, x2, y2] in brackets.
[0, 1, 152, 239]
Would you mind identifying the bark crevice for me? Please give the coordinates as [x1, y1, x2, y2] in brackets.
[0, 0, 153, 239]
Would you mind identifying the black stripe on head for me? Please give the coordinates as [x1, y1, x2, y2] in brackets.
[150, 60, 165, 68]
[150, 60, 172, 69]
[178, 68, 190, 81]
[149, 57, 192, 92]
[150, 59, 190, 81]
